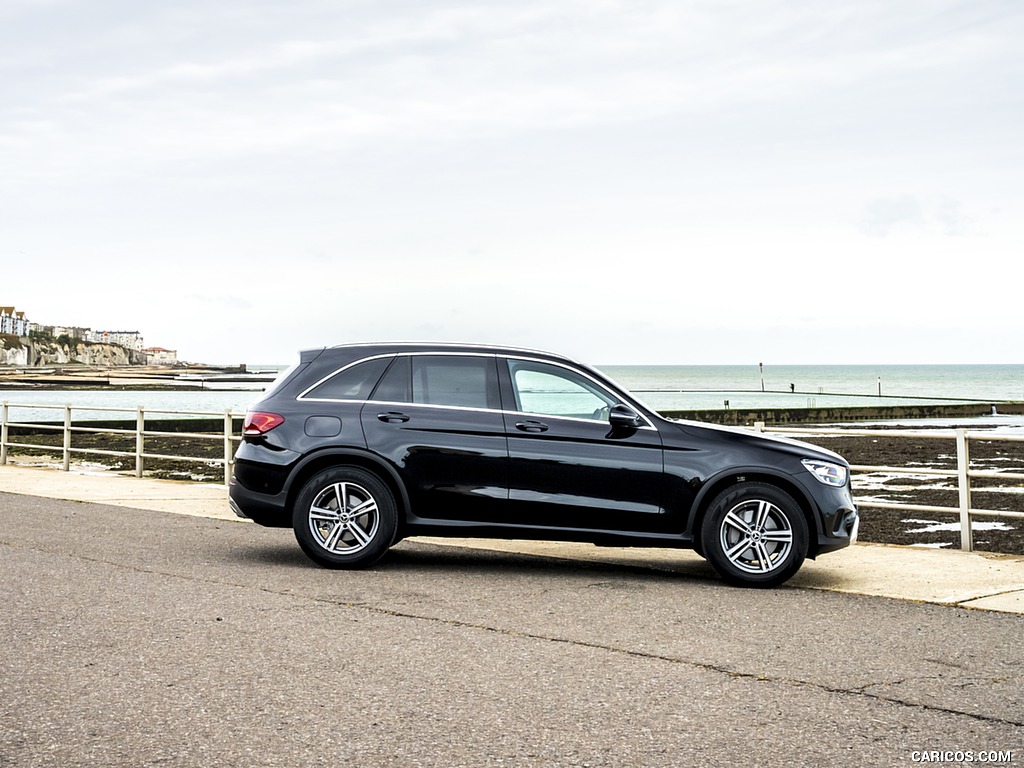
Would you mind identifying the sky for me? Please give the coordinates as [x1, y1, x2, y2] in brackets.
[2, 0, 1022, 366]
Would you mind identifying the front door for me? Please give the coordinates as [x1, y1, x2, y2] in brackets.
[500, 358, 666, 531]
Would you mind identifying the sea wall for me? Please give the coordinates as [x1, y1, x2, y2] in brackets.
[0, 335, 145, 367]
[660, 401, 1024, 425]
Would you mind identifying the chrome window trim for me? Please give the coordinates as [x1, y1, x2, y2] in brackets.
[504, 355, 657, 430]
[295, 349, 657, 431]
[297, 351, 502, 404]
[296, 353, 398, 401]
[506, 408, 658, 430]
[364, 399, 507, 417]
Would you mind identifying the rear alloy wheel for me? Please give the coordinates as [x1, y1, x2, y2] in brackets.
[293, 467, 397, 569]
[701, 482, 808, 587]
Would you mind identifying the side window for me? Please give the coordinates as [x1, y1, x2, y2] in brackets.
[302, 357, 392, 400]
[508, 360, 616, 420]
[371, 355, 410, 403]
[371, 355, 499, 409]
[413, 356, 499, 409]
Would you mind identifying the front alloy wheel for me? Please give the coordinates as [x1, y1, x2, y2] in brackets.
[701, 482, 808, 587]
[293, 467, 397, 569]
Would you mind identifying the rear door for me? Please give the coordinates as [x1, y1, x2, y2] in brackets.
[361, 354, 509, 521]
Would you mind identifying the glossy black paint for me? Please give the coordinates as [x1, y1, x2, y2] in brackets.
[230, 342, 858, 558]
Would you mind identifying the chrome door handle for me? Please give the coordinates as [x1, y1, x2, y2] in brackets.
[515, 420, 549, 433]
[377, 412, 410, 423]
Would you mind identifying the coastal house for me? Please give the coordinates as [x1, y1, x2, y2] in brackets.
[0, 306, 29, 336]
[144, 347, 178, 365]
[89, 330, 144, 350]
[50, 325, 92, 340]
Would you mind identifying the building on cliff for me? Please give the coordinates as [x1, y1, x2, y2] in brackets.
[4, 311, 161, 365]
[144, 347, 178, 365]
[88, 330, 144, 350]
[46, 325, 91, 340]
[0, 307, 29, 336]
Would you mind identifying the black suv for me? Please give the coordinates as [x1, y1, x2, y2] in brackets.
[230, 343, 858, 587]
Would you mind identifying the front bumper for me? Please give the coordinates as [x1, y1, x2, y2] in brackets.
[813, 482, 859, 556]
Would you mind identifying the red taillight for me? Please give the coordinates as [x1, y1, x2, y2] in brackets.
[243, 411, 285, 436]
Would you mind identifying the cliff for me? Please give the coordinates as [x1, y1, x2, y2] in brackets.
[1, 335, 25, 366]
[0, 335, 146, 367]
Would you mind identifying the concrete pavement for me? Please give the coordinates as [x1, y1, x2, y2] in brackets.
[6, 491, 1022, 767]
[2, 461, 1024, 614]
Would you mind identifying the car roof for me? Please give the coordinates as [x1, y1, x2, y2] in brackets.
[309, 341, 574, 362]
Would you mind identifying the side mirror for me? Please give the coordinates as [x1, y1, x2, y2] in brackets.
[608, 403, 643, 430]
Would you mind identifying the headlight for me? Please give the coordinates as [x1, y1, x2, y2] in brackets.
[801, 459, 848, 487]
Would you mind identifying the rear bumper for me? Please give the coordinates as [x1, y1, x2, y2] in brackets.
[228, 476, 291, 528]
[229, 494, 248, 520]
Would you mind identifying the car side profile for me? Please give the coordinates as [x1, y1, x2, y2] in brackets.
[229, 343, 858, 587]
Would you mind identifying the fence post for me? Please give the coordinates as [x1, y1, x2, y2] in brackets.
[956, 428, 973, 551]
[1, 401, 8, 465]
[135, 407, 145, 478]
[63, 405, 71, 471]
[223, 410, 233, 487]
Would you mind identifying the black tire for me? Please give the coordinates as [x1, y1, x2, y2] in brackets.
[293, 466, 397, 569]
[700, 482, 808, 588]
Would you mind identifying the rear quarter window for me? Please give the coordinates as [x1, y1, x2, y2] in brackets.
[301, 357, 393, 401]
[260, 362, 304, 399]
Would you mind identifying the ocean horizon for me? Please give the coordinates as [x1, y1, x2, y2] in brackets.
[2, 362, 1022, 423]
[600, 363, 1024, 407]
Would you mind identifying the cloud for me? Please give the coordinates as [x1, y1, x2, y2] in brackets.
[858, 195, 978, 238]
[858, 196, 925, 237]
[934, 197, 973, 236]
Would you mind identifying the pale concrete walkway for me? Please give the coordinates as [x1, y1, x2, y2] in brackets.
[3, 462, 1023, 614]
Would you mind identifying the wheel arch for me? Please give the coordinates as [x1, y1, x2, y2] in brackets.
[285, 448, 412, 534]
[688, 469, 821, 556]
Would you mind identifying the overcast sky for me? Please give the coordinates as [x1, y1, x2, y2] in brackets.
[3, 0, 1022, 366]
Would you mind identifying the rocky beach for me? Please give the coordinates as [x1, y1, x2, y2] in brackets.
[800, 431, 1024, 554]
[0, 363, 264, 389]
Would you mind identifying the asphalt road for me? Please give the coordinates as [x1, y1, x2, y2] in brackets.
[2, 494, 1021, 767]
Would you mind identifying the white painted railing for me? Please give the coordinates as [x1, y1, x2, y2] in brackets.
[0, 402, 242, 485]
[2, 401, 1021, 551]
[756, 423, 1024, 551]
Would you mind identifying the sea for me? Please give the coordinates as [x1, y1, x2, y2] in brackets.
[2, 363, 1023, 425]
[600, 364, 1024, 412]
